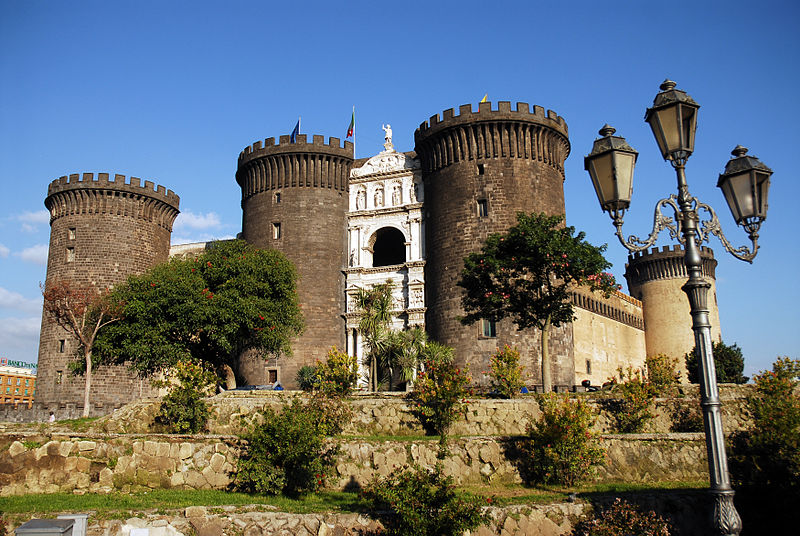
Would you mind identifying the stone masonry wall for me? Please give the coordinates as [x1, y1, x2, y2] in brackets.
[0, 432, 708, 497]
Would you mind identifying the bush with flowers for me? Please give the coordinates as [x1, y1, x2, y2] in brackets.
[153, 360, 217, 434]
[601, 366, 657, 433]
[488, 344, 525, 399]
[362, 462, 491, 536]
[571, 498, 672, 536]
[410, 352, 471, 455]
[234, 396, 341, 497]
[520, 393, 605, 486]
[314, 346, 359, 396]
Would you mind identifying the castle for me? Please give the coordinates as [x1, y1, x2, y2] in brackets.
[33, 100, 721, 415]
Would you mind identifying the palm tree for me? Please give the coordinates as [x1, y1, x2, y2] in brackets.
[355, 281, 394, 391]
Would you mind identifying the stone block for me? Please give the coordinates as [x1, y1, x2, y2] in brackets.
[7, 441, 25, 457]
[77, 440, 96, 452]
[185, 506, 207, 517]
[143, 441, 158, 455]
[179, 442, 193, 459]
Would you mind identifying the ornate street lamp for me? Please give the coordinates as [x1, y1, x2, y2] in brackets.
[584, 80, 772, 536]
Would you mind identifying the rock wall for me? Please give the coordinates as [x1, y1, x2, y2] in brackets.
[0, 433, 708, 497]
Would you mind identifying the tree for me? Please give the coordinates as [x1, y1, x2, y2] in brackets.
[41, 280, 122, 417]
[355, 281, 395, 391]
[458, 212, 617, 392]
[685, 340, 748, 384]
[95, 240, 303, 377]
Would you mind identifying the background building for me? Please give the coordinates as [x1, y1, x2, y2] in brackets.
[0, 360, 37, 407]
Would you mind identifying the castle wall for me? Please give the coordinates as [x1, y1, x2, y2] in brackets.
[236, 134, 353, 388]
[414, 101, 573, 387]
[571, 289, 647, 386]
[37, 173, 179, 411]
[625, 245, 721, 380]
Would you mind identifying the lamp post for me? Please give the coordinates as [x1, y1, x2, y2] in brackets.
[584, 80, 772, 536]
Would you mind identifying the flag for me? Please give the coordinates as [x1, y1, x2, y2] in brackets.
[346, 108, 355, 138]
[290, 118, 300, 143]
[480, 94, 488, 103]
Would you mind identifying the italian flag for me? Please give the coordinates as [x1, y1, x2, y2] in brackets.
[346, 108, 355, 138]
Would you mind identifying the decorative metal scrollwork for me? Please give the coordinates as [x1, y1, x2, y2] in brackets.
[695, 198, 758, 263]
[613, 195, 681, 252]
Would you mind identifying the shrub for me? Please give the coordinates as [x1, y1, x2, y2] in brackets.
[362, 462, 491, 536]
[410, 353, 471, 455]
[234, 397, 340, 497]
[644, 353, 680, 395]
[668, 397, 704, 433]
[572, 498, 672, 536]
[685, 340, 748, 384]
[154, 360, 216, 434]
[602, 367, 656, 433]
[296, 365, 319, 391]
[315, 346, 359, 396]
[521, 393, 605, 486]
[730, 356, 800, 490]
[488, 345, 525, 399]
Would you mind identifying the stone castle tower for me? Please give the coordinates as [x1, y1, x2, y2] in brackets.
[414, 102, 574, 385]
[624, 245, 722, 377]
[235, 134, 354, 386]
[37, 173, 180, 412]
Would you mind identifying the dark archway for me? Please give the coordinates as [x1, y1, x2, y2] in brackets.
[372, 227, 406, 267]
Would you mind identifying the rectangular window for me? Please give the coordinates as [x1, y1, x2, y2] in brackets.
[481, 318, 497, 338]
[56, 370, 63, 384]
[25, 389, 28, 396]
[477, 199, 488, 217]
[25, 379, 29, 386]
[272, 222, 281, 239]
[586, 360, 592, 374]
[68, 228, 76, 240]
[66, 247, 75, 263]
[16, 378, 20, 385]
[59, 339, 65, 353]
[268, 369, 278, 384]
[477, 163, 485, 175]
[274, 192, 282, 204]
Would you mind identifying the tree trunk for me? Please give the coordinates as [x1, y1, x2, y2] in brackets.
[83, 349, 92, 418]
[541, 315, 552, 393]
[370, 355, 377, 392]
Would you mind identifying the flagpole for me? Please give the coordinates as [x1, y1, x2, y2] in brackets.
[352, 105, 356, 158]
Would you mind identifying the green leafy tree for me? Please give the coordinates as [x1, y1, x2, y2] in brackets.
[459, 213, 617, 392]
[41, 281, 122, 417]
[571, 498, 672, 536]
[362, 463, 491, 536]
[602, 366, 657, 433]
[644, 353, 681, 395]
[96, 240, 303, 376]
[685, 340, 748, 384]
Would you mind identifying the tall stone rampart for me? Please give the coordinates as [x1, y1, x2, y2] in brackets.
[236, 135, 353, 388]
[414, 101, 572, 387]
[37, 173, 180, 411]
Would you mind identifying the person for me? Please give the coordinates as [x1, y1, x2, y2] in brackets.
[48, 411, 55, 422]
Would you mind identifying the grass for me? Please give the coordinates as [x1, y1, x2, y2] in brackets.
[0, 481, 707, 517]
[0, 489, 364, 516]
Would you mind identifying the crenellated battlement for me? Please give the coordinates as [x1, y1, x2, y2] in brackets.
[236, 133, 354, 197]
[45, 172, 180, 231]
[625, 244, 717, 286]
[47, 173, 179, 207]
[416, 101, 568, 138]
[238, 134, 354, 165]
[414, 101, 570, 176]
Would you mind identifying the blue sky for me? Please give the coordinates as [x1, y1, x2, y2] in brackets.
[1, 0, 798, 378]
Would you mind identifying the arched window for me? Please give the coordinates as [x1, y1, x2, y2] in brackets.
[372, 227, 406, 267]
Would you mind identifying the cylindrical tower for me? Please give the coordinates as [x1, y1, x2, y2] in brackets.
[414, 101, 573, 388]
[37, 173, 180, 412]
[624, 244, 722, 374]
[236, 134, 353, 388]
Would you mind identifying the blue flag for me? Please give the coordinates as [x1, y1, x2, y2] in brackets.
[290, 119, 300, 143]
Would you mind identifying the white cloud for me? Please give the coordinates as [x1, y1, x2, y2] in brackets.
[173, 210, 222, 231]
[0, 243, 9, 258]
[15, 244, 49, 266]
[0, 315, 41, 360]
[17, 210, 50, 233]
[0, 287, 42, 314]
